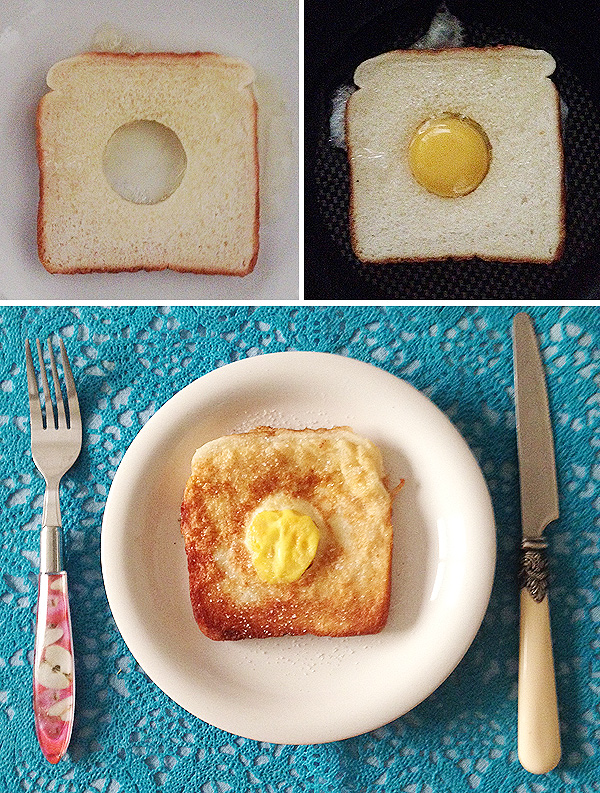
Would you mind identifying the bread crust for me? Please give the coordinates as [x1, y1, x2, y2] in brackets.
[353, 44, 547, 60]
[180, 427, 394, 641]
[36, 51, 259, 275]
[346, 46, 566, 265]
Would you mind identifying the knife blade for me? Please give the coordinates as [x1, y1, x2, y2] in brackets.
[513, 313, 559, 540]
[513, 312, 561, 775]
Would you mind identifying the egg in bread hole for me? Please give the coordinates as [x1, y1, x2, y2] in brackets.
[245, 494, 324, 584]
[408, 113, 492, 198]
[180, 426, 403, 640]
[344, 46, 565, 263]
[325, 4, 565, 264]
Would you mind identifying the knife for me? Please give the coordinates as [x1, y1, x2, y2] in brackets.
[513, 312, 561, 775]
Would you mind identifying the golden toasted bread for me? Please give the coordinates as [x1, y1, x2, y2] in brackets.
[180, 426, 394, 640]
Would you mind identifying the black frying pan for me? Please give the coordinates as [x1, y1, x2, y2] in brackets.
[304, 0, 600, 299]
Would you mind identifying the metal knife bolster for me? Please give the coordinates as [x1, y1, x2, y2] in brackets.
[513, 313, 559, 602]
[519, 538, 549, 603]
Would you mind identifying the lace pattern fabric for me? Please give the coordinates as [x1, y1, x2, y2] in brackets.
[0, 305, 598, 792]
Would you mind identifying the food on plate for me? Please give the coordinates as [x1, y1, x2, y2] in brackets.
[180, 426, 396, 640]
[36, 52, 259, 275]
[346, 46, 565, 264]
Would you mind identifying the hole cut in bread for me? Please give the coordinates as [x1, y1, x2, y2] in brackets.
[37, 52, 259, 275]
[102, 119, 188, 205]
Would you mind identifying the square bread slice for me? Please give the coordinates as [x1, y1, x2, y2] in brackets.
[37, 52, 259, 275]
[180, 427, 394, 640]
[346, 46, 565, 263]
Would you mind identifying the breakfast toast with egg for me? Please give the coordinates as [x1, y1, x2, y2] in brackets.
[180, 426, 395, 640]
[346, 46, 565, 264]
[37, 51, 259, 275]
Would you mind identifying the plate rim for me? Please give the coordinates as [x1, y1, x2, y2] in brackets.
[101, 350, 497, 743]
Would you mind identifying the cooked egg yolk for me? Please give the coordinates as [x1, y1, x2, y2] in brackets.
[408, 114, 491, 198]
[246, 509, 320, 583]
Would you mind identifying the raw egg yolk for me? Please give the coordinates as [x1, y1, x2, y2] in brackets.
[408, 114, 491, 198]
[246, 509, 320, 583]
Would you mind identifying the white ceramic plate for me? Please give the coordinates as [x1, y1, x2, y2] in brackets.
[101, 352, 496, 744]
[0, 0, 298, 300]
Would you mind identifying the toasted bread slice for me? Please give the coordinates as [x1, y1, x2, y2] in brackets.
[180, 427, 394, 640]
[37, 52, 259, 275]
[346, 46, 565, 263]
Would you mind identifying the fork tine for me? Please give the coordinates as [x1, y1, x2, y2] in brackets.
[25, 340, 44, 431]
[59, 339, 80, 429]
[47, 337, 68, 429]
[36, 339, 54, 429]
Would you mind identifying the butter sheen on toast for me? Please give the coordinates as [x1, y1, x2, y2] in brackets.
[180, 426, 394, 641]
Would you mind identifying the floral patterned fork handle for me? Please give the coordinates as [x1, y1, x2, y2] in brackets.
[33, 571, 75, 763]
[26, 338, 82, 763]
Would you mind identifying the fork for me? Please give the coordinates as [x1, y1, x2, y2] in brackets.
[25, 337, 82, 764]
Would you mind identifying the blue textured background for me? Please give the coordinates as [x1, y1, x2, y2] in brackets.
[0, 304, 599, 792]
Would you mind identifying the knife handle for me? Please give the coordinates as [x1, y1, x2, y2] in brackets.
[33, 572, 75, 764]
[518, 543, 561, 775]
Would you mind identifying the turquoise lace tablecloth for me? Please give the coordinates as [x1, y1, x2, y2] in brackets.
[1, 304, 599, 792]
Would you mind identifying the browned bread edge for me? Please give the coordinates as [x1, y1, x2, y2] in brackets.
[180, 426, 394, 641]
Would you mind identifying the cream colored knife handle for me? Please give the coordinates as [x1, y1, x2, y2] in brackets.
[518, 585, 561, 774]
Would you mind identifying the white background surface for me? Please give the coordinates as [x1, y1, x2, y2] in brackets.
[0, 0, 299, 299]
[101, 353, 497, 744]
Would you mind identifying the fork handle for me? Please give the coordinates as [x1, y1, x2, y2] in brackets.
[33, 544, 75, 763]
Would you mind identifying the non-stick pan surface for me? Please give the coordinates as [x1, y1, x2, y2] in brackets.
[304, 0, 600, 299]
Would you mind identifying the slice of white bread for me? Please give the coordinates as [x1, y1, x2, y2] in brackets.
[180, 426, 394, 640]
[37, 52, 259, 275]
[346, 46, 565, 264]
